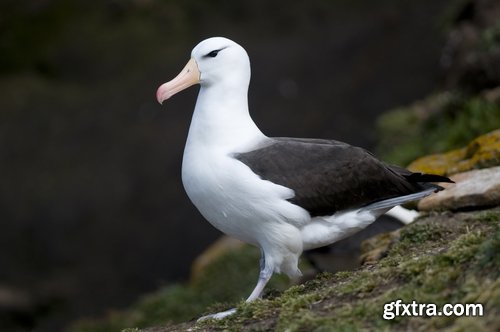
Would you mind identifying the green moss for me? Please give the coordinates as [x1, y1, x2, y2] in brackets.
[376, 93, 500, 166]
[426, 98, 500, 153]
[399, 223, 449, 244]
[474, 224, 500, 276]
[470, 210, 500, 224]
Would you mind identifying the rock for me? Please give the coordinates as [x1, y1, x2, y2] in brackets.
[418, 166, 500, 211]
[0, 285, 32, 311]
[359, 229, 401, 265]
[408, 129, 500, 176]
[483, 85, 500, 103]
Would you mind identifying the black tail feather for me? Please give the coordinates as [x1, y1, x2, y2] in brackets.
[406, 172, 454, 184]
[388, 165, 454, 185]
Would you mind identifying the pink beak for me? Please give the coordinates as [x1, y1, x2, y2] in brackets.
[156, 58, 201, 105]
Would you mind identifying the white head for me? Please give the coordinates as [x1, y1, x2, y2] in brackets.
[156, 37, 251, 104]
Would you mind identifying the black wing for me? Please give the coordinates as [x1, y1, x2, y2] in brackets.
[234, 137, 451, 217]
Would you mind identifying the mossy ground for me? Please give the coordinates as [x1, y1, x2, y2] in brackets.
[376, 93, 500, 167]
[71, 208, 500, 332]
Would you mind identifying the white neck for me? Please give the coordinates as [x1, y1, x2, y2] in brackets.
[185, 81, 265, 152]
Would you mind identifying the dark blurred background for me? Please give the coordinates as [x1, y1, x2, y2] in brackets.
[0, 0, 462, 331]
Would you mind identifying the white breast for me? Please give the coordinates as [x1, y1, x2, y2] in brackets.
[181, 144, 310, 246]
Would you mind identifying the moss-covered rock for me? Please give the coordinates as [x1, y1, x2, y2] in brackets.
[408, 129, 500, 176]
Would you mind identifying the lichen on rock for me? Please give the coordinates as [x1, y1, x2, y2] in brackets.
[408, 129, 500, 176]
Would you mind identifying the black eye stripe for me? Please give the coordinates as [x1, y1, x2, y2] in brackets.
[204, 47, 227, 58]
[206, 50, 220, 58]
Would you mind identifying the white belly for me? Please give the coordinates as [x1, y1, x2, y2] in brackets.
[181, 147, 309, 246]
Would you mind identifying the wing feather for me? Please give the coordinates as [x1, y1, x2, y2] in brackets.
[234, 137, 450, 217]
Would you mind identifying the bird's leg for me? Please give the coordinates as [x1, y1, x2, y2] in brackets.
[197, 249, 272, 321]
[246, 249, 273, 302]
[259, 248, 265, 270]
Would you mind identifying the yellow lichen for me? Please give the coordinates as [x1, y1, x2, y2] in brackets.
[408, 129, 500, 176]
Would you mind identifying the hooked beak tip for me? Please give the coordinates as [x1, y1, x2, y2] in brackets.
[156, 91, 164, 105]
[155, 58, 200, 107]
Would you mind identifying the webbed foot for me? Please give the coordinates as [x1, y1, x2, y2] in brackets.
[197, 308, 237, 321]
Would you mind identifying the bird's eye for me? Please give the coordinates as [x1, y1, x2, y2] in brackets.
[205, 49, 221, 58]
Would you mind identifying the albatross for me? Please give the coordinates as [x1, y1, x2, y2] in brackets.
[156, 37, 452, 319]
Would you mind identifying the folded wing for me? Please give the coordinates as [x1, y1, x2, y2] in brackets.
[234, 137, 452, 217]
